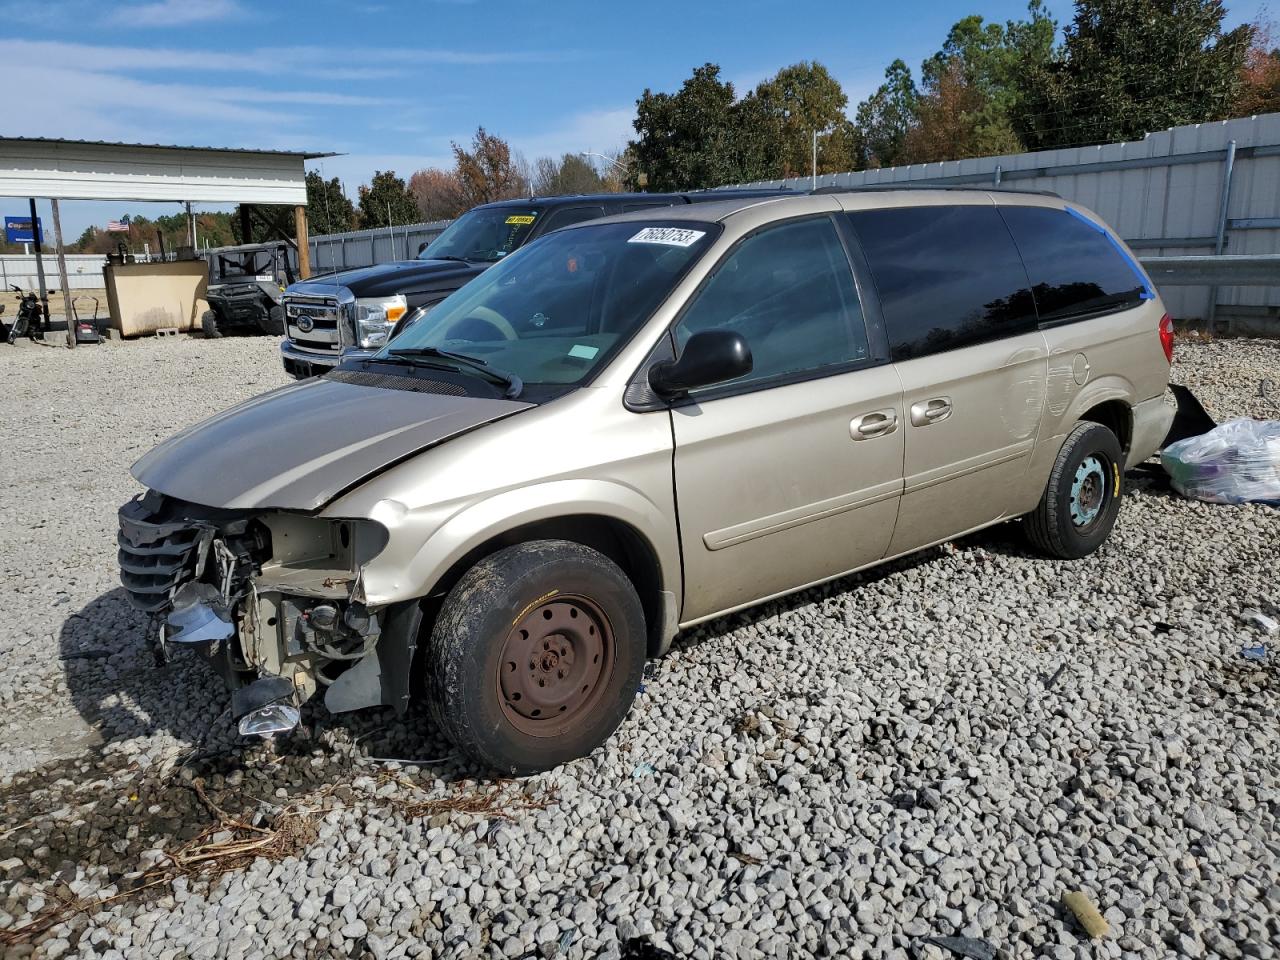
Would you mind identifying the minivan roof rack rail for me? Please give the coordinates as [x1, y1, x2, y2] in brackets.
[809, 183, 1061, 198]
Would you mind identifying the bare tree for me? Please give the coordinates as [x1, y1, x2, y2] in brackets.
[452, 128, 530, 206]
[408, 168, 468, 221]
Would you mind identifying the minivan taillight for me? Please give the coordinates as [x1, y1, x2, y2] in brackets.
[1158, 312, 1174, 364]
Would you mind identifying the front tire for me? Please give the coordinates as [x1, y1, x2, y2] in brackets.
[1024, 421, 1124, 559]
[201, 309, 222, 339]
[425, 540, 646, 774]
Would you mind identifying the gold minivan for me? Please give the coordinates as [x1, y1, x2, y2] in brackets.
[119, 190, 1175, 773]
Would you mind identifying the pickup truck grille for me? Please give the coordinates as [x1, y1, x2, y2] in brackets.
[118, 499, 206, 614]
[283, 295, 343, 353]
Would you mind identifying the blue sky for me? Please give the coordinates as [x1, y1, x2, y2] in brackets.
[0, 0, 1266, 239]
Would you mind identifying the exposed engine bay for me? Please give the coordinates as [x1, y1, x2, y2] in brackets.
[118, 490, 414, 736]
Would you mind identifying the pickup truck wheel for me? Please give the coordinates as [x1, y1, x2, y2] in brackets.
[425, 540, 645, 774]
[201, 309, 222, 339]
[259, 305, 285, 336]
[1024, 421, 1124, 559]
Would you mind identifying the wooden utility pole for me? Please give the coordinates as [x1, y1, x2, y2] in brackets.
[294, 205, 311, 279]
[50, 199, 75, 349]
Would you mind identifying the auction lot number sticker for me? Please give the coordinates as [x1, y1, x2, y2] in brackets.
[628, 227, 706, 247]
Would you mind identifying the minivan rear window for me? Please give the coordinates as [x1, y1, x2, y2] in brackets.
[847, 205, 1036, 361]
[998, 205, 1148, 324]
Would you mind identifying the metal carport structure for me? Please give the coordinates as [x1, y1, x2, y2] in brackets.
[0, 137, 334, 346]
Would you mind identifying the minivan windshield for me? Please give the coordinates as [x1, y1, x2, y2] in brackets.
[384, 220, 718, 390]
[418, 207, 541, 263]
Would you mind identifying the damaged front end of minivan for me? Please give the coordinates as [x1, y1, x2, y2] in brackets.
[118, 491, 416, 737]
[113, 373, 532, 738]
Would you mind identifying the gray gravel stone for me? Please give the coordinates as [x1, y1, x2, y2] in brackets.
[0, 335, 1276, 959]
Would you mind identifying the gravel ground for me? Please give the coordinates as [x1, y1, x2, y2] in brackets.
[0, 333, 1277, 960]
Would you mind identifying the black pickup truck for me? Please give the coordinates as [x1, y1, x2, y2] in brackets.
[278, 190, 779, 378]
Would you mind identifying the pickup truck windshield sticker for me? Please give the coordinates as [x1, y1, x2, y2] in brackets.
[567, 344, 600, 360]
[505, 214, 537, 225]
[628, 227, 706, 247]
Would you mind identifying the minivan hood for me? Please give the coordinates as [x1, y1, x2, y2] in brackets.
[131, 378, 532, 511]
[300, 259, 487, 298]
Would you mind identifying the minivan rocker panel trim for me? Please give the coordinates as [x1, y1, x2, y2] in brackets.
[131, 378, 532, 511]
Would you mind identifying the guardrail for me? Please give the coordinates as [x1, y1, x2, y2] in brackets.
[1138, 254, 1280, 287]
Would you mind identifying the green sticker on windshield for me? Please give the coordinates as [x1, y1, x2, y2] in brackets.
[568, 344, 599, 360]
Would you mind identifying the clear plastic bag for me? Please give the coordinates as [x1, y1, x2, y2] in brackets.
[1161, 418, 1280, 505]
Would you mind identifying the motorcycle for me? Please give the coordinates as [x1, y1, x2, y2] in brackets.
[3, 284, 47, 345]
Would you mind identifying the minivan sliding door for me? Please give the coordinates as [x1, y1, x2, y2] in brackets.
[845, 201, 1049, 556]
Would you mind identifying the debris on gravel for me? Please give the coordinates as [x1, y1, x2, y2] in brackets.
[0, 334, 1277, 959]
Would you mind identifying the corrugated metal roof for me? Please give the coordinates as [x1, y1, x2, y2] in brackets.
[0, 136, 338, 160]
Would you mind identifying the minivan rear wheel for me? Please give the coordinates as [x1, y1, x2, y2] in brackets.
[424, 540, 646, 774]
[1024, 421, 1124, 559]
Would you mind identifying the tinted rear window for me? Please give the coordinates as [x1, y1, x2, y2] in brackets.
[998, 206, 1147, 323]
[847, 205, 1035, 361]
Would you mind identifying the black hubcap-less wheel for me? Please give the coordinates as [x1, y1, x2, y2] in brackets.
[497, 595, 615, 737]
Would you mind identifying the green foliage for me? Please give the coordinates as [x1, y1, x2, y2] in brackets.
[1017, 0, 1253, 149]
[754, 61, 852, 175]
[358, 170, 419, 229]
[532, 153, 610, 196]
[306, 171, 356, 235]
[855, 60, 919, 168]
[67, 211, 238, 254]
[627, 63, 785, 190]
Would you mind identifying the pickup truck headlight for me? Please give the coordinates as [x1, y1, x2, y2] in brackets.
[354, 295, 407, 349]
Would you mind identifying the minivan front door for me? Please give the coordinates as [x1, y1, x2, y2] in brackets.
[666, 215, 905, 622]
[845, 203, 1048, 556]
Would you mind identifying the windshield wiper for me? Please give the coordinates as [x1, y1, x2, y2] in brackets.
[422, 254, 473, 264]
[384, 346, 523, 399]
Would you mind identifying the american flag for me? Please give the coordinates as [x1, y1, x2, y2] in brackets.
[106, 220, 129, 233]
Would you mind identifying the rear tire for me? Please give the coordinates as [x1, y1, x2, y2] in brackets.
[1024, 421, 1124, 559]
[259, 304, 285, 336]
[424, 540, 646, 774]
[201, 309, 222, 339]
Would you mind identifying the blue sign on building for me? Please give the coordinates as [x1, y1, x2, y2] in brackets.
[4, 216, 43, 244]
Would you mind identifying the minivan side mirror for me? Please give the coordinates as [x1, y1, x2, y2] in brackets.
[648, 330, 753, 398]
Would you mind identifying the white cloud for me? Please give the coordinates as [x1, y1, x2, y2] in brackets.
[0, 61, 402, 151]
[0, 40, 573, 81]
[106, 0, 246, 26]
[511, 107, 635, 163]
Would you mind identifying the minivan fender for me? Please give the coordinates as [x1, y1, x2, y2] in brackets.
[1062, 375, 1137, 434]
[1018, 374, 1138, 515]
[367, 479, 683, 641]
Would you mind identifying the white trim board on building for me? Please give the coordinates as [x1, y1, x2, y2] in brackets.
[0, 138, 336, 205]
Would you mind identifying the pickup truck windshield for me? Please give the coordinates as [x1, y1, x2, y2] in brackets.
[384, 220, 718, 387]
[419, 207, 542, 263]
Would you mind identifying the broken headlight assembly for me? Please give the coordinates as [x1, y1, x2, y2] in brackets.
[118, 492, 391, 737]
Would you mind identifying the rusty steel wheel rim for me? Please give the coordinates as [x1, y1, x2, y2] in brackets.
[497, 594, 615, 737]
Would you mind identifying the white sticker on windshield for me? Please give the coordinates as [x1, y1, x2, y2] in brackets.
[628, 226, 706, 247]
[568, 344, 599, 360]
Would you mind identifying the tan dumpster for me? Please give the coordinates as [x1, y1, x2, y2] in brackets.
[103, 260, 209, 337]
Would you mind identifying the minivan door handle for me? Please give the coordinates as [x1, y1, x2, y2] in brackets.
[849, 409, 898, 440]
[909, 397, 952, 427]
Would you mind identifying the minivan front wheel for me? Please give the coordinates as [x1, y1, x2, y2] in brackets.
[425, 540, 646, 774]
[1024, 421, 1124, 559]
